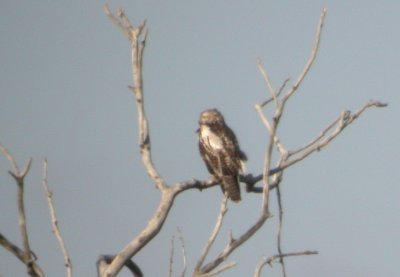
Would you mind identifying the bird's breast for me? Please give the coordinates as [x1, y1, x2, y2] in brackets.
[200, 126, 224, 150]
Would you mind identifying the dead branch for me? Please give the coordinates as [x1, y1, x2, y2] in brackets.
[42, 159, 73, 277]
[197, 261, 237, 277]
[0, 144, 44, 277]
[194, 197, 228, 275]
[256, 57, 278, 108]
[104, 4, 163, 191]
[177, 228, 187, 277]
[0, 144, 19, 173]
[167, 228, 187, 277]
[260, 78, 290, 108]
[254, 251, 318, 277]
[198, 210, 272, 274]
[101, 5, 174, 276]
[168, 236, 175, 277]
[275, 174, 286, 277]
[97, 255, 143, 277]
[284, 8, 326, 102]
[0, 232, 25, 263]
[280, 100, 387, 172]
[242, 99, 387, 193]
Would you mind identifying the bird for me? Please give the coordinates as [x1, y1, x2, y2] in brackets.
[197, 109, 247, 202]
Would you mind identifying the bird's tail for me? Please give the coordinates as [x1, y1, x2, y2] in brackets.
[221, 175, 241, 202]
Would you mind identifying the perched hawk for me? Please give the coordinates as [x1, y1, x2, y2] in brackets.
[197, 109, 247, 202]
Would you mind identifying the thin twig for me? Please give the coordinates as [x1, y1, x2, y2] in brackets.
[283, 8, 327, 103]
[255, 104, 273, 134]
[168, 236, 174, 277]
[243, 100, 387, 193]
[103, 4, 130, 39]
[260, 78, 290, 107]
[256, 58, 278, 108]
[168, 229, 187, 277]
[253, 257, 265, 277]
[277, 101, 387, 172]
[254, 251, 318, 277]
[288, 114, 341, 156]
[42, 159, 73, 277]
[177, 228, 187, 277]
[266, 250, 318, 266]
[198, 261, 237, 277]
[0, 143, 19, 173]
[194, 196, 228, 273]
[255, 77, 289, 155]
[275, 177, 286, 277]
[199, 196, 272, 274]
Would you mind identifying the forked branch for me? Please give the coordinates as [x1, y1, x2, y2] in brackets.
[254, 251, 318, 277]
[245, 99, 387, 192]
[104, 4, 163, 191]
[100, 5, 173, 276]
[0, 144, 44, 277]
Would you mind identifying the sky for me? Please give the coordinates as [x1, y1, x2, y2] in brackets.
[0, 1, 398, 276]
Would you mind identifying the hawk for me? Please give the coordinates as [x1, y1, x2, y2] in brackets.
[197, 109, 247, 202]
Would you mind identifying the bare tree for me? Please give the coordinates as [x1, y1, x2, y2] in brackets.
[96, 6, 386, 277]
[0, 5, 387, 277]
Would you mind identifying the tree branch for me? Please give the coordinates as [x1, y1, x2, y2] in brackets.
[0, 144, 44, 277]
[0, 232, 25, 263]
[42, 159, 73, 277]
[275, 173, 286, 277]
[260, 78, 290, 108]
[0, 143, 19, 173]
[256, 57, 278, 108]
[284, 8, 326, 102]
[280, 100, 387, 171]
[168, 236, 175, 277]
[101, 5, 172, 276]
[194, 196, 228, 274]
[197, 261, 237, 277]
[167, 228, 187, 277]
[177, 228, 187, 277]
[254, 250, 318, 277]
[104, 4, 164, 191]
[97, 255, 143, 277]
[241, 100, 387, 193]
[199, 209, 272, 274]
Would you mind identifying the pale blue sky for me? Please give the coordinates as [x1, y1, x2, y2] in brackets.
[0, 1, 398, 276]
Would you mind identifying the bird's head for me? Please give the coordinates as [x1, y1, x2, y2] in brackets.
[199, 109, 225, 126]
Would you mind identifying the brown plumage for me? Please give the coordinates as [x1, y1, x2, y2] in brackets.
[197, 109, 247, 202]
